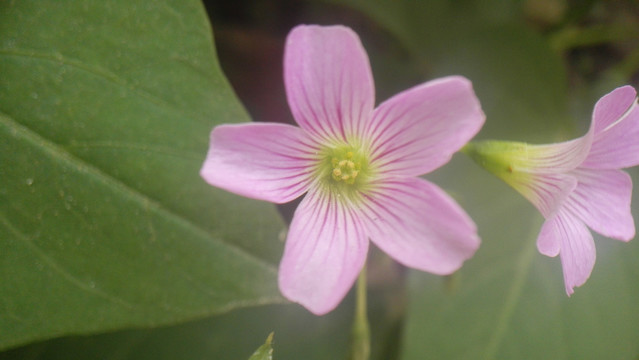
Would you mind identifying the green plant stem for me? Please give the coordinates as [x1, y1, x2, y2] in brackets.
[549, 23, 639, 53]
[348, 266, 370, 360]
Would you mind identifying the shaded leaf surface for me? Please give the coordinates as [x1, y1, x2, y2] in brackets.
[0, 0, 285, 350]
[0, 304, 354, 360]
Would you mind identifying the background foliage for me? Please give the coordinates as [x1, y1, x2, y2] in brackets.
[1, 0, 638, 359]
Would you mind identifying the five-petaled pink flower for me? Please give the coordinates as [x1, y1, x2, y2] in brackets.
[201, 25, 485, 314]
[465, 85, 639, 295]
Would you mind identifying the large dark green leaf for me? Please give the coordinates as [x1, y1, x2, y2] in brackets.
[0, 0, 285, 350]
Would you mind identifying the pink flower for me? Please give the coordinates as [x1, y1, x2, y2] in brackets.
[200, 25, 485, 314]
[465, 86, 639, 295]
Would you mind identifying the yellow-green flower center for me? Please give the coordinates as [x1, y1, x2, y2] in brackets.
[318, 144, 370, 196]
[331, 151, 361, 184]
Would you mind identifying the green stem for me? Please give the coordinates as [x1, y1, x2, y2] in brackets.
[348, 266, 370, 360]
[549, 23, 639, 53]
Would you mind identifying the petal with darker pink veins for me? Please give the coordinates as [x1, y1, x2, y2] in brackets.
[541, 210, 596, 295]
[284, 25, 375, 143]
[565, 168, 635, 241]
[200, 123, 318, 203]
[278, 188, 369, 315]
[360, 177, 480, 275]
[368, 76, 485, 176]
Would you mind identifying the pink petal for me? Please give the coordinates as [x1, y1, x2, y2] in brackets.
[508, 171, 577, 218]
[200, 123, 318, 204]
[582, 93, 639, 169]
[511, 137, 592, 174]
[359, 177, 480, 275]
[537, 218, 560, 257]
[590, 85, 637, 135]
[488, 136, 597, 217]
[541, 210, 596, 295]
[367, 76, 484, 176]
[564, 169, 635, 241]
[278, 187, 369, 315]
[284, 25, 375, 143]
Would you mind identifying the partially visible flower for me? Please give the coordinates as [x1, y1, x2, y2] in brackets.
[201, 25, 485, 315]
[465, 86, 639, 295]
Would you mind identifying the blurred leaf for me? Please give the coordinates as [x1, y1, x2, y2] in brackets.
[248, 332, 274, 360]
[0, 0, 285, 350]
[0, 270, 408, 360]
[0, 303, 355, 360]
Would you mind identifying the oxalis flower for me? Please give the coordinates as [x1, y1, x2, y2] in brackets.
[201, 25, 485, 315]
[464, 86, 639, 295]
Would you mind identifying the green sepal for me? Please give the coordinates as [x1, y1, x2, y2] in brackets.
[248, 332, 275, 360]
[462, 140, 530, 180]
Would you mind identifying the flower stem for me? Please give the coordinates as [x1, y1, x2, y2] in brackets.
[348, 266, 370, 360]
[549, 23, 639, 53]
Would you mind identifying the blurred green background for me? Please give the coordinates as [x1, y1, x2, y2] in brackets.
[1, 0, 638, 359]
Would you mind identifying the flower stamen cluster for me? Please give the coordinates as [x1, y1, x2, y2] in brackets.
[322, 145, 369, 189]
[331, 152, 359, 183]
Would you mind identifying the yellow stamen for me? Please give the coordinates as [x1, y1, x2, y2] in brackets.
[325, 145, 367, 186]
